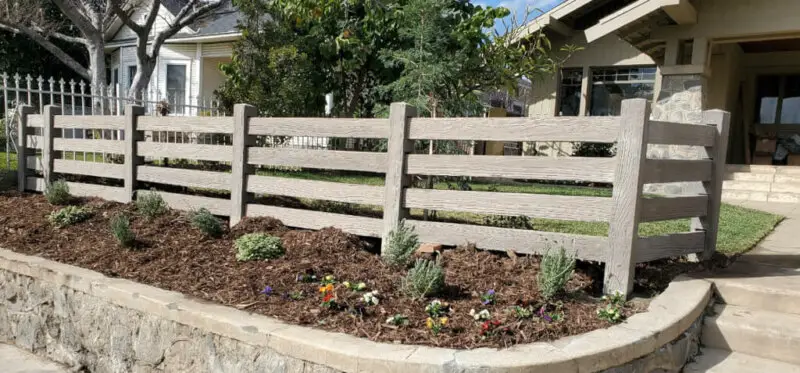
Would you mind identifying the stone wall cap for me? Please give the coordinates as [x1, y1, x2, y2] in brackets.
[0, 248, 712, 373]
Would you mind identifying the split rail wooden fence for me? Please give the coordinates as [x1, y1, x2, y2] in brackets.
[16, 99, 730, 295]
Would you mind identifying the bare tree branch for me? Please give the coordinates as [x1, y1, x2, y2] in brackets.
[29, 24, 88, 45]
[0, 21, 91, 80]
[152, 0, 223, 53]
[108, 0, 145, 35]
[50, 0, 96, 37]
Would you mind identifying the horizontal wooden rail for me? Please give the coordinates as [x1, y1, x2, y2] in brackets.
[408, 116, 620, 142]
[642, 159, 713, 184]
[137, 142, 233, 162]
[647, 121, 716, 147]
[54, 115, 125, 130]
[53, 138, 124, 154]
[25, 156, 41, 170]
[247, 175, 384, 205]
[639, 195, 709, 222]
[54, 159, 124, 179]
[635, 231, 706, 263]
[408, 220, 608, 262]
[27, 115, 44, 128]
[26, 135, 44, 150]
[137, 166, 231, 191]
[404, 189, 612, 222]
[248, 148, 387, 173]
[138, 116, 233, 134]
[249, 118, 388, 138]
[26, 177, 127, 202]
[406, 155, 616, 183]
[140, 190, 230, 216]
[247, 204, 383, 237]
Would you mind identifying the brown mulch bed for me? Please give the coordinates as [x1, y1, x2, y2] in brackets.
[0, 192, 659, 349]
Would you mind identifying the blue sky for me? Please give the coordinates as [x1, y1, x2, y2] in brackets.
[477, 0, 566, 22]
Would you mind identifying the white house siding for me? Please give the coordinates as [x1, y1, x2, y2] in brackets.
[202, 43, 234, 58]
[202, 56, 230, 99]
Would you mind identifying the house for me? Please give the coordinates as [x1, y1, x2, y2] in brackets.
[521, 0, 800, 201]
[104, 0, 242, 115]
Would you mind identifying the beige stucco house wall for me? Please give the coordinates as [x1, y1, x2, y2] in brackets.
[525, 0, 800, 167]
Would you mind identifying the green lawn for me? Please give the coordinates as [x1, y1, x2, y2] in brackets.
[258, 169, 782, 255]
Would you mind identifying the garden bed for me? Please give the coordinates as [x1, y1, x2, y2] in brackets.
[0, 192, 706, 349]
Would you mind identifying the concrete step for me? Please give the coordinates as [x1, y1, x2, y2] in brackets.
[702, 304, 800, 365]
[684, 349, 800, 373]
[722, 190, 768, 202]
[726, 165, 778, 174]
[708, 262, 800, 315]
[723, 180, 772, 192]
[725, 172, 775, 182]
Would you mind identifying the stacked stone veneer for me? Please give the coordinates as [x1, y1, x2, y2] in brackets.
[647, 74, 709, 195]
[0, 249, 712, 373]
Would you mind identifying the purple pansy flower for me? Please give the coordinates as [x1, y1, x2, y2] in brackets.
[260, 286, 273, 296]
[538, 306, 553, 323]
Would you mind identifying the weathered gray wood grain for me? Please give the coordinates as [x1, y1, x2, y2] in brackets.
[247, 175, 384, 205]
[42, 105, 61, 185]
[248, 148, 387, 173]
[605, 99, 650, 296]
[647, 121, 716, 146]
[408, 116, 620, 142]
[230, 104, 257, 227]
[249, 118, 388, 138]
[137, 165, 231, 191]
[54, 115, 125, 130]
[693, 110, 731, 259]
[137, 142, 233, 162]
[53, 138, 125, 154]
[247, 204, 383, 237]
[382, 102, 416, 254]
[26, 114, 44, 128]
[124, 105, 144, 202]
[403, 188, 612, 222]
[642, 159, 713, 183]
[138, 116, 233, 134]
[639, 195, 709, 222]
[55, 159, 124, 179]
[406, 155, 616, 183]
[140, 190, 231, 216]
[25, 135, 44, 150]
[635, 232, 705, 262]
[407, 220, 608, 262]
[17, 105, 35, 192]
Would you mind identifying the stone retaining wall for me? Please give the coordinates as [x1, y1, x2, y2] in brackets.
[0, 249, 711, 373]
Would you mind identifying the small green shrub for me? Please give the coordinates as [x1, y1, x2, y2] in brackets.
[383, 221, 419, 267]
[188, 208, 224, 238]
[48, 206, 92, 228]
[45, 179, 71, 205]
[110, 214, 136, 247]
[135, 191, 168, 219]
[402, 259, 445, 299]
[597, 291, 626, 324]
[235, 233, 284, 261]
[537, 247, 576, 300]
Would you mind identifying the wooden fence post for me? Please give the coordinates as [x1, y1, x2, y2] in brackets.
[124, 105, 145, 203]
[381, 102, 416, 254]
[694, 110, 731, 260]
[42, 105, 62, 186]
[16, 105, 35, 192]
[605, 99, 651, 296]
[230, 103, 257, 227]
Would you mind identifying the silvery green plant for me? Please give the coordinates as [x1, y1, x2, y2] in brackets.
[384, 221, 420, 267]
[135, 190, 168, 220]
[537, 247, 575, 300]
[188, 208, 224, 238]
[111, 214, 136, 247]
[402, 259, 445, 299]
[45, 179, 71, 205]
[235, 233, 284, 261]
[48, 206, 92, 228]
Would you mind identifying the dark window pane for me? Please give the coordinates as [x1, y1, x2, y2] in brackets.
[166, 65, 187, 110]
[589, 66, 656, 116]
[559, 68, 583, 116]
[781, 75, 800, 124]
[127, 66, 137, 89]
[756, 75, 780, 124]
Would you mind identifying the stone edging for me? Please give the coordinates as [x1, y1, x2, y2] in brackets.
[0, 248, 711, 372]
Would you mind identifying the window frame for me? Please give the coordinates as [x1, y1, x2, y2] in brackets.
[754, 73, 800, 126]
[588, 65, 657, 117]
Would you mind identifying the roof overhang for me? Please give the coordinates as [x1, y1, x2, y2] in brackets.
[103, 32, 240, 50]
[584, 0, 696, 43]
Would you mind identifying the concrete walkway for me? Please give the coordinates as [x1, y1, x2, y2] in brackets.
[0, 344, 67, 373]
[687, 201, 800, 372]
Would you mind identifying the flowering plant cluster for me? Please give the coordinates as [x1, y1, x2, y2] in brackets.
[480, 289, 496, 305]
[425, 300, 450, 317]
[296, 273, 317, 283]
[469, 308, 491, 321]
[597, 291, 625, 323]
[362, 291, 380, 306]
[507, 305, 533, 319]
[479, 320, 511, 338]
[319, 283, 336, 308]
[426, 316, 448, 335]
[385, 314, 409, 326]
[537, 305, 563, 323]
[321, 275, 336, 285]
[343, 281, 367, 291]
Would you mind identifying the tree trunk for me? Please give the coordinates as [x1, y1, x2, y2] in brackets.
[87, 42, 106, 114]
[127, 55, 156, 100]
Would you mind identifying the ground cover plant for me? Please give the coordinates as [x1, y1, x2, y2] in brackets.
[0, 192, 662, 349]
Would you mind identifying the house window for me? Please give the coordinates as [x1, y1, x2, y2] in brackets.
[756, 74, 800, 124]
[589, 66, 656, 116]
[558, 69, 583, 116]
[127, 66, 137, 91]
[166, 64, 187, 110]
